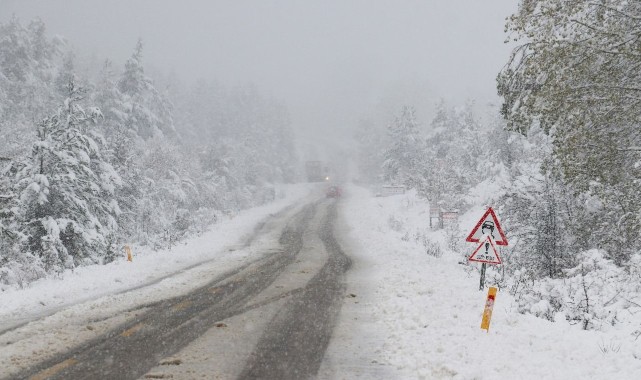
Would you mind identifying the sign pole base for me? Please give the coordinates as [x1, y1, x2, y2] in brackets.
[479, 263, 486, 290]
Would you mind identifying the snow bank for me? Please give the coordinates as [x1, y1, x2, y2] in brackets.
[333, 184, 641, 379]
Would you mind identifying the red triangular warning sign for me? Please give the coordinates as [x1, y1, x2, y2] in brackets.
[468, 236, 502, 265]
[465, 207, 508, 246]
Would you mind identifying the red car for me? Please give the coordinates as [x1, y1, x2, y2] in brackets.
[326, 185, 342, 198]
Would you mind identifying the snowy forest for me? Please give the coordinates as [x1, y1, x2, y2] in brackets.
[0, 17, 297, 285]
[356, 0, 641, 331]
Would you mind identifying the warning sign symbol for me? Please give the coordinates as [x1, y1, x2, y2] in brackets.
[465, 207, 508, 246]
[468, 235, 502, 265]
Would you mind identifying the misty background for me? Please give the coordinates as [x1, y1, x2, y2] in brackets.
[0, 0, 516, 146]
[1, 0, 528, 282]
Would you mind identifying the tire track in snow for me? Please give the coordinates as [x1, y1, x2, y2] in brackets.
[238, 201, 352, 380]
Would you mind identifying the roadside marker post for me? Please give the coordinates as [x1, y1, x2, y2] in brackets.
[125, 245, 133, 262]
[481, 287, 497, 332]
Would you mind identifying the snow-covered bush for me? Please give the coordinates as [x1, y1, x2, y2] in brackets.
[422, 237, 442, 258]
[510, 250, 641, 330]
[387, 214, 405, 232]
[444, 222, 463, 254]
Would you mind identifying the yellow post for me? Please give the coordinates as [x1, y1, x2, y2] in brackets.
[481, 286, 497, 332]
[125, 245, 133, 262]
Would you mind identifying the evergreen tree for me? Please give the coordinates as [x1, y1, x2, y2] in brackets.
[354, 118, 387, 184]
[382, 106, 426, 189]
[421, 101, 487, 209]
[92, 59, 142, 244]
[0, 157, 41, 285]
[0, 17, 60, 157]
[118, 39, 176, 140]
[55, 51, 76, 97]
[14, 81, 121, 272]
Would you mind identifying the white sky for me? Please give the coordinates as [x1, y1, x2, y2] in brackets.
[0, 0, 517, 140]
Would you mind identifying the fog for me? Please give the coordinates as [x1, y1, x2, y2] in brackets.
[0, 0, 515, 144]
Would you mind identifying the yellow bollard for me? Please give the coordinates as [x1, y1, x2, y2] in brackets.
[125, 245, 133, 262]
[481, 286, 497, 332]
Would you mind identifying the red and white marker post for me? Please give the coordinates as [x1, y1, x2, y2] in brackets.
[481, 287, 498, 332]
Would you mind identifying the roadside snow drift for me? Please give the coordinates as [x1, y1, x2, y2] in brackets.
[321, 184, 641, 379]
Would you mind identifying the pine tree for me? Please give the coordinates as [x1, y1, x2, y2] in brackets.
[91, 59, 142, 244]
[421, 102, 472, 209]
[118, 39, 176, 140]
[382, 106, 426, 189]
[14, 80, 121, 272]
[0, 17, 60, 158]
[135, 138, 199, 247]
[55, 51, 76, 97]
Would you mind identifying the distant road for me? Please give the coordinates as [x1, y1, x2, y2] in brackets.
[14, 198, 351, 380]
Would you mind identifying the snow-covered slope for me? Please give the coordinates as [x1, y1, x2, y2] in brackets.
[321, 184, 641, 379]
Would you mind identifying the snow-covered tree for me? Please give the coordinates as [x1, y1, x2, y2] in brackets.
[135, 138, 199, 247]
[354, 118, 388, 184]
[0, 17, 61, 158]
[382, 106, 427, 189]
[55, 51, 76, 97]
[118, 39, 176, 140]
[418, 101, 500, 210]
[90, 59, 143, 244]
[0, 157, 41, 286]
[14, 81, 121, 272]
[499, 0, 641, 264]
[500, 126, 578, 278]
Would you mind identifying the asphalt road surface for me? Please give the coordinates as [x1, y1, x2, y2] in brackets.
[12, 198, 351, 380]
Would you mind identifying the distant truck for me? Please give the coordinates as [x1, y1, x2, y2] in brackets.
[305, 161, 330, 182]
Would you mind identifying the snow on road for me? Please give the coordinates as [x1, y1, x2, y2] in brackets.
[322, 184, 641, 379]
